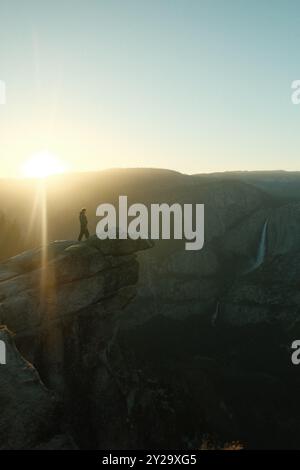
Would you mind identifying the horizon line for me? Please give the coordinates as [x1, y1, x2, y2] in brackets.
[0, 167, 299, 182]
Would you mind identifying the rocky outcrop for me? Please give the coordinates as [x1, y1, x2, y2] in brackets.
[0, 233, 242, 450]
[0, 234, 239, 449]
[0, 236, 152, 449]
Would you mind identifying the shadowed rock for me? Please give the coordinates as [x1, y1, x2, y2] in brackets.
[0, 326, 75, 449]
[0, 236, 154, 449]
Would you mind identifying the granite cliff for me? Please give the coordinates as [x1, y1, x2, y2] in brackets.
[2, 177, 300, 449]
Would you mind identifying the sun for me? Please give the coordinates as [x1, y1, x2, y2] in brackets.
[22, 151, 66, 179]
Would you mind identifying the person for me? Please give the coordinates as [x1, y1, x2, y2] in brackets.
[78, 208, 90, 241]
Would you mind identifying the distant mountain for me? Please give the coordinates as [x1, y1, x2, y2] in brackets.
[194, 170, 300, 201]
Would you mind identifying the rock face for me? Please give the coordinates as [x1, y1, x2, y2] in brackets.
[118, 189, 300, 449]
[0, 234, 240, 450]
[0, 236, 152, 449]
[122, 180, 270, 325]
[0, 326, 58, 450]
[2, 178, 300, 450]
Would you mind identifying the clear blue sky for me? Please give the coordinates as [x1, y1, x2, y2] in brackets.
[0, 0, 299, 176]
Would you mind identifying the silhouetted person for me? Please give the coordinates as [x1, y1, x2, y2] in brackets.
[78, 208, 90, 241]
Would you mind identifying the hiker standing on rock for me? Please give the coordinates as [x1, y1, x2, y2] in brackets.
[78, 208, 90, 241]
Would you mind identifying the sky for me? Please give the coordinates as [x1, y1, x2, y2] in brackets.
[0, 0, 300, 177]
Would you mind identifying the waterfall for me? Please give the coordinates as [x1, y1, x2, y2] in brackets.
[248, 219, 268, 273]
[211, 301, 220, 327]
